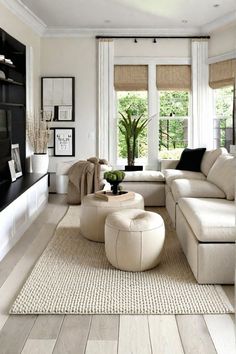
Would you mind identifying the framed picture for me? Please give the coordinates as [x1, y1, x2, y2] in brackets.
[41, 77, 75, 121]
[8, 160, 16, 182]
[54, 128, 75, 156]
[58, 105, 72, 121]
[11, 144, 22, 178]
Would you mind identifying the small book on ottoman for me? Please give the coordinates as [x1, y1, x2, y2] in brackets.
[95, 190, 135, 201]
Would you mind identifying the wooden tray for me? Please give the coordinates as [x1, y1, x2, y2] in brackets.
[95, 190, 135, 201]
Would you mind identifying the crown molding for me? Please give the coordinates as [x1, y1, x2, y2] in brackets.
[43, 26, 201, 38]
[201, 11, 236, 33]
[0, 0, 46, 35]
[208, 50, 236, 64]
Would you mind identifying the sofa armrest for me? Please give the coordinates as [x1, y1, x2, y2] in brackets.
[160, 159, 179, 170]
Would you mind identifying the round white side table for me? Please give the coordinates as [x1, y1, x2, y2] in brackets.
[80, 192, 144, 242]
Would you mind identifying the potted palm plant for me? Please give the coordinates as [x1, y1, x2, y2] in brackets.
[27, 111, 52, 173]
[119, 106, 150, 171]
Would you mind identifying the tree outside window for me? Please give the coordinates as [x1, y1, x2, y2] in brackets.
[159, 91, 189, 159]
[117, 90, 190, 163]
[117, 91, 148, 162]
[213, 86, 234, 150]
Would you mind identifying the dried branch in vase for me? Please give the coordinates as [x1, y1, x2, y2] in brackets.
[27, 111, 53, 154]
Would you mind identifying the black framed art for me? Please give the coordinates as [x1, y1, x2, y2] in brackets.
[41, 77, 75, 122]
[54, 128, 75, 156]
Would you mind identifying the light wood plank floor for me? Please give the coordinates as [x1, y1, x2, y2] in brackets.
[0, 194, 235, 354]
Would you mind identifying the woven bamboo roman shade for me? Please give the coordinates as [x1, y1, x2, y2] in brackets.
[156, 65, 191, 91]
[209, 59, 236, 89]
[114, 65, 148, 91]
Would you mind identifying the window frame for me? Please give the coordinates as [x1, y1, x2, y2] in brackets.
[212, 85, 234, 150]
[112, 58, 192, 169]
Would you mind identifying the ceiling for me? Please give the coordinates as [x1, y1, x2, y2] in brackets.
[20, 0, 236, 29]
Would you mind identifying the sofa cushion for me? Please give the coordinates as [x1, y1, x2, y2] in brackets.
[178, 198, 236, 242]
[123, 170, 165, 182]
[207, 154, 236, 200]
[171, 179, 225, 202]
[160, 159, 179, 170]
[163, 169, 206, 187]
[176, 148, 206, 172]
[200, 147, 227, 176]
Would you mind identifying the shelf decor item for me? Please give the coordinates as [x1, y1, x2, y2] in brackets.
[119, 107, 151, 171]
[104, 170, 125, 195]
[27, 111, 53, 173]
[54, 128, 75, 157]
[8, 159, 16, 182]
[11, 144, 22, 178]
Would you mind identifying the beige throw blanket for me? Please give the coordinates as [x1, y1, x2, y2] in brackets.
[67, 157, 108, 205]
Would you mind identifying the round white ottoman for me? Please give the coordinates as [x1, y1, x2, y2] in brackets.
[105, 209, 165, 271]
[80, 193, 144, 242]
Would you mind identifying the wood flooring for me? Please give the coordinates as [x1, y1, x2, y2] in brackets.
[0, 194, 235, 354]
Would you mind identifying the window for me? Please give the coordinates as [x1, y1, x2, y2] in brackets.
[117, 91, 148, 164]
[213, 86, 234, 150]
[159, 91, 189, 159]
[113, 64, 192, 167]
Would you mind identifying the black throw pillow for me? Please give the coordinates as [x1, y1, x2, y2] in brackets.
[176, 148, 206, 172]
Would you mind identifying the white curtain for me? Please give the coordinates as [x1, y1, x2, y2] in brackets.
[191, 39, 213, 149]
[97, 39, 114, 160]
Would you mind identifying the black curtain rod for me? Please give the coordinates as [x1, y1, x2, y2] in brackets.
[96, 35, 210, 39]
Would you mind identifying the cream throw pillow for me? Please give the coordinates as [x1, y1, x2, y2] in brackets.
[201, 147, 227, 176]
[207, 154, 236, 200]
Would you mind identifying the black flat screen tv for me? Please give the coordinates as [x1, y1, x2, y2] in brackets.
[0, 110, 11, 185]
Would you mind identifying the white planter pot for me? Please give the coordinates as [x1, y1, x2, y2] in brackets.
[32, 153, 49, 174]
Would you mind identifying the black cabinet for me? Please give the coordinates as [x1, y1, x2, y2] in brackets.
[0, 28, 26, 175]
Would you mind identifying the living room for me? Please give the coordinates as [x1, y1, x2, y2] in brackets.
[0, 0, 236, 353]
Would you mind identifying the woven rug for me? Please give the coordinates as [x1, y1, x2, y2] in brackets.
[10, 206, 233, 315]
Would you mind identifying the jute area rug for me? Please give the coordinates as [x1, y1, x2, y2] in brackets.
[10, 206, 233, 315]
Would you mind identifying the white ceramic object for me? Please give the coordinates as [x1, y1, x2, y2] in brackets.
[0, 70, 5, 79]
[32, 153, 49, 174]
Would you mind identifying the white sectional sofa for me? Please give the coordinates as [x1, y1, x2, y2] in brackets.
[55, 148, 236, 284]
[121, 170, 165, 206]
[162, 148, 236, 284]
[162, 148, 227, 226]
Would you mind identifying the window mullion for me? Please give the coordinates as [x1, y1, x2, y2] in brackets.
[147, 64, 158, 170]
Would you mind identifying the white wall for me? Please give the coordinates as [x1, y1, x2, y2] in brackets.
[208, 25, 236, 58]
[114, 38, 190, 57]
[41, 37, 97, 171]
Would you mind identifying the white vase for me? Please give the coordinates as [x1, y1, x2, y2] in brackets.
[32, 153, 49, 174]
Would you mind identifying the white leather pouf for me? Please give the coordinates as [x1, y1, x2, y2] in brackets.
[80, 193, 144, 242]
[105, 209, 165, 271]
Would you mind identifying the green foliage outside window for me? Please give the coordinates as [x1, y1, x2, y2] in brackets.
[117, 87, 234, 161]
[117, 91, 189, 160]
[159, 91, 189, 159]
[159, 91, 189, 117]
[214, 86, 233, 149]
[117, 92, 148, 159]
